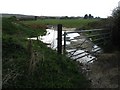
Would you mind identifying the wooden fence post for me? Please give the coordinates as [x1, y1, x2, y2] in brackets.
[63, 32, 66, 54]
[57, 24, 62, 54]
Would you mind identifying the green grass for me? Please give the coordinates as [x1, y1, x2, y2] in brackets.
[22, 18, 100, 29]
[0, 17, 2, 29]
[2, 17, 90, 88]
[2, 18, 46, 38]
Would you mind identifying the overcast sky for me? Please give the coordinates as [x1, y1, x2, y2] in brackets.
[0, 0, 120, 18]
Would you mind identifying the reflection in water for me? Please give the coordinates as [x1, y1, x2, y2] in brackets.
[31, 29, 101, 64]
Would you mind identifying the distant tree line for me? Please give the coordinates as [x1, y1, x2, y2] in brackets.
[83, 14, 101, 19]
[84, 14, 94, 19]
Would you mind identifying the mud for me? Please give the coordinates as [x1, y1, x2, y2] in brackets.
[83, 52, 120, 88]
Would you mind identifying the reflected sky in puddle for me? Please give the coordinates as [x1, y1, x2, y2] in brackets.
[29, 29, 102, 64]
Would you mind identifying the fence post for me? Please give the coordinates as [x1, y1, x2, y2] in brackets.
[57, 24, 62, 54]
[63, 32, 66, 54]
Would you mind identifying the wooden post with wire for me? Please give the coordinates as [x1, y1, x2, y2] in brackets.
[57, 24, 62, 54]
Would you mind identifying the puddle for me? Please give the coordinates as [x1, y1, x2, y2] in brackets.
[28, 28, 102, 64]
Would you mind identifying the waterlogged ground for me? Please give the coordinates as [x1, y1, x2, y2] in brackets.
[38, 28, 101, 64]
[28, 27, 119, 88]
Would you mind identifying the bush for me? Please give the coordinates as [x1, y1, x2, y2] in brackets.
[111, 7, 120, 48]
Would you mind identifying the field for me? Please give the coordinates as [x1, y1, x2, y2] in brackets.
[22, 18, 100, 29]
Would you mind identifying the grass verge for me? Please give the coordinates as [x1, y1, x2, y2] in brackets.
[2, 17, 90, 88]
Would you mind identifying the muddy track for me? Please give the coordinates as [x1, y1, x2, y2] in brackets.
[84, 53, 120, 88]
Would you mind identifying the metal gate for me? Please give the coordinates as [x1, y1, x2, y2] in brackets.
[63, 29, 112, 63]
